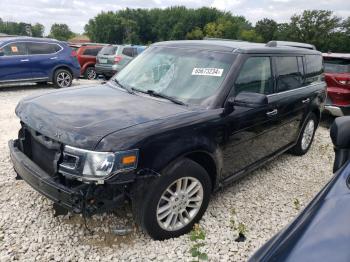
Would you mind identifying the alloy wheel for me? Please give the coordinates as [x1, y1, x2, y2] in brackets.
[301, 119, 315, 151]
[57, 72, 71, 87]
[86, 68, 97, 80]
[156, 177, 204, 231]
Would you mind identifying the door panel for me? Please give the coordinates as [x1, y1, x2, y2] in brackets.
[271, 56, 309, 146]
[221, 55, 281, 178]
[0, 42, 32, 81]
[221, 105, 279, 177]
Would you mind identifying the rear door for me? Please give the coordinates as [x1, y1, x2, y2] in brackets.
[26, 42, 62, 79]
[269, 55, 309, 147]
[0, 42, 32, 81]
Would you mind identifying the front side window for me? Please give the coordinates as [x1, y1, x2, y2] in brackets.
[27, 43, 61, 55]
[234, 57, 273, 95]
[1, 42, 27, 56]
[276, 56, 303, 92]
[114, 46, 235, 105]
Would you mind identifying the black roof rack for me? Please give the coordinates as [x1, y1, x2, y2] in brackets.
[266, 41, 316, 50]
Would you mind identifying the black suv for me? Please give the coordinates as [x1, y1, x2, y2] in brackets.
[9, 40, 326, 240]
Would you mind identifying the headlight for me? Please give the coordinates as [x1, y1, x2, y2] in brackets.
[82, 151, 115, 177]
[59, 145, 139, 180]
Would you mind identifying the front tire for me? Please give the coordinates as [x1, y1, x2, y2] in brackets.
[132, 159, 212, 240]
[290, 113, 317, 155]
[53, 69, 73, 88]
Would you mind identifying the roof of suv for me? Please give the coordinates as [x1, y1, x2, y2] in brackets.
[0, 36, 61, 45]
[152, 40, 321, 55]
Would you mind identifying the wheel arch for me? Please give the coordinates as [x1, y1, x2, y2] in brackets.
[311, 107, 321, 126]
[81, 62, 96, 74]
[156, 149, 220, 192]
[50, 65, 73, 81]
[184, 151, 218, 191]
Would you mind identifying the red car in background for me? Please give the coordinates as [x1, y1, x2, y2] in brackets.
[69, 43, 105, 80]
[323, 53, 350, 116]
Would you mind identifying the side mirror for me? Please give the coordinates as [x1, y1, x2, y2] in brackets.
[223, 91, 268, 116]
[0, 51, 4, 57]
[330, 116, 350, 172]
[233, 91, 268, 108]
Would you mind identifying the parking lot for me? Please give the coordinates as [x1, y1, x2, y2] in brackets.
[0, 81, 334, 261]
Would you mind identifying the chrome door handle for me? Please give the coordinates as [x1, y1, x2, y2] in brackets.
[50, 57, 58, 60]
[20, 59, 29, 62]
[266, 109, 278, 116]
[302, 98, 310, 104]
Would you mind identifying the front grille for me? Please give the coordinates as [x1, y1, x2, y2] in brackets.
[18, 125, 62, 176]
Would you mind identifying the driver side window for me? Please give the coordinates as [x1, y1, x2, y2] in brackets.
[234, 57, 273, 95]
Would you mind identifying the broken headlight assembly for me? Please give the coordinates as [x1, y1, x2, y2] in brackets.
[59, 145, 139, 182]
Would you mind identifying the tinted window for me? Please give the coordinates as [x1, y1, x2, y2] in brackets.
[235, 57, 273, 95]
[99, 45, 117, 55]
[1, 42, 27, 56]
[324, 57, 350, 73]
[83, 47, 102, 56]
[305, 55, 323, 83]
[276, 56, 303, 92]
[122, 47, 134, 57]
[27, 43, 61, 55]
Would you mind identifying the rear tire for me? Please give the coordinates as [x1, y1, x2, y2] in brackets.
[132, 158, 211, 240]
[53, 69, 72, 88]
[289, 113, 317, 156]
[84, 67, 97, 80]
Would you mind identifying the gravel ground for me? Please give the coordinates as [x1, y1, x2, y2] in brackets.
[0, 81, 335, 261]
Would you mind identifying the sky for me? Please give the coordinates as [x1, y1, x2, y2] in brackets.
[0, 0, 349, 35]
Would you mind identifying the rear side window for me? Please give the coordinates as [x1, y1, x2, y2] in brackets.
[305, 55, 323, 83]
[1, 42, 27, 56]
[276, 56, 303, 92]
[122, 47, 134, 57]
[235, 57, 273, 95]
[99, 45, 117, 55]
[83, 47, 102, 56]
[27, 43, 61, 55]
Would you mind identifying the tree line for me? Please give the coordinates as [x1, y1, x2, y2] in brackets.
[0, 19, 75, 41]
[1, 7, 349, 52]
[84, 7, 350, 52]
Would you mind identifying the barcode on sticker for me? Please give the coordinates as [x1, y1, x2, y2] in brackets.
[192, 68, 223, 77]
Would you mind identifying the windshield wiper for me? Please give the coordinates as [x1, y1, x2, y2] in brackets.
[114, 79, 134, 94]
[131, 88, 186, 106]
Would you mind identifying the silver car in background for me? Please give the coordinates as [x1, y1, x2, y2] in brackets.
[95, 44, 146, 78]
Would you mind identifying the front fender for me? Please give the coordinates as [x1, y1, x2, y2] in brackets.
[145, 134, 221, 172]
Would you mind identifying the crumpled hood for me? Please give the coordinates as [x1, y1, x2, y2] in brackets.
[16, 84, 189, 149]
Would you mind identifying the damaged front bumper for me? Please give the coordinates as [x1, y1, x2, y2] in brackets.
[9, 139, 160, 216]
[9, 139, 84, 213]
[10, 139, 142, 216]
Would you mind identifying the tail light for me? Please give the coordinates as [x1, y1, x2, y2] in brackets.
[71, 50, 77, 57]
[334, 76, 350, 86]
[114, 56, 123, 64]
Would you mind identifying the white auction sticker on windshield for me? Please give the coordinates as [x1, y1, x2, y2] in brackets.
[192, 68, 223, 77]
